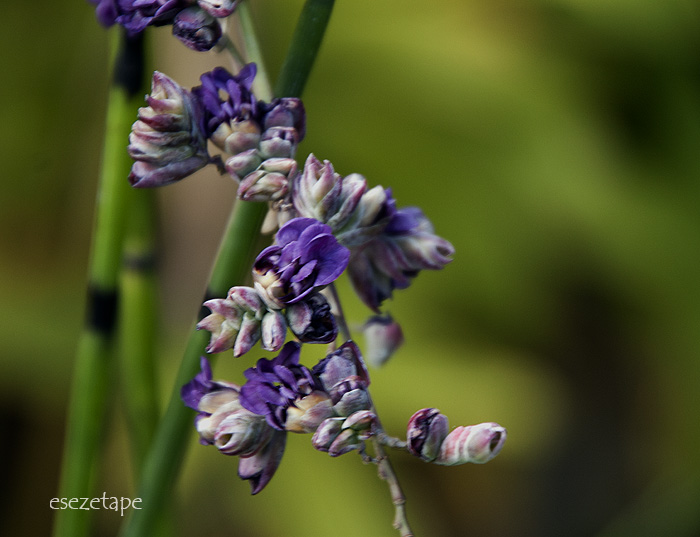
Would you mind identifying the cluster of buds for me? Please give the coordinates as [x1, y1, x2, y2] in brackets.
[89, 0, 239, 51]
[312, 410, 376, 457]
[128, 72, 210, 188]
[181, 357, 286, 494]
[407, 408, 507, 465]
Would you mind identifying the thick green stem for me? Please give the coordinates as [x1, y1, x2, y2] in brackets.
[53, 30, 146, 537]
[120, 187, 160, 474]
[119, 3, 337, 536]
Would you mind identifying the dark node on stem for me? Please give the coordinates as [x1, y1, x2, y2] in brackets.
[114, 30, 146, 98]
[86, 285, 119, 336]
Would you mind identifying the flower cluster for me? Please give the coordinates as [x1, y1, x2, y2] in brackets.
[184, 341, 377, 493]
[89, 0, 237, 50]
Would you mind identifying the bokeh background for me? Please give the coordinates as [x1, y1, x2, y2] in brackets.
[4, 0, 700, 535]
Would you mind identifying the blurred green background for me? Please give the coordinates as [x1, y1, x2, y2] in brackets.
[4, 0, 700, 535]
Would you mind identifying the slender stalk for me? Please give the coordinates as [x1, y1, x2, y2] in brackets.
[53, 30, 146, 537]
[119, 3, 337, 536]
[328, 281, 415, 536]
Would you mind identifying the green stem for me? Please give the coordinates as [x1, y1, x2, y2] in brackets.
[53, 30, 146, 537]
[119, 3, 337, 536]
[274, 0, 336, 98]
[120, 187, 160, 474]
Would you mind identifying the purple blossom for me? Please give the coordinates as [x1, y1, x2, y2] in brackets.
[192, 64, 259, 145]
[172, 6, 222, 52]
[253, 218, 350, 309]
[239, 342, 334, 432]
[181, 357, 286, 494]
[89, 0, 188, 35]
[347, 207, 454, 311]
[285, 292, 338, 344]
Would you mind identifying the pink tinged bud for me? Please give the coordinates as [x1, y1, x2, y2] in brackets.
[331, 378, 371, 417]
[238, 170, 289, 202]
[312, 418, 344, 452]
[225, 149, 262, 182]
[436, 422, 507, 466]
[211, 119, 261, 155]
[263, 98, 306, 138]
[362, 314, 404, 368]
[260, 310, 287, 352]
[328, 429, 363, 457]
[259, 127, 298, 159]
[197, 298, 242, 354]
[232, 314, 261, 357]
[407, 408, 449, 462]
[238, 429, 287, 495]
[197, 0, 239, 18]
[214, 410, 273, 456]
[284, 391, 334, 433]
[342, 410, 377, 439]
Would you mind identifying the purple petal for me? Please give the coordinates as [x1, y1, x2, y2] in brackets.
[238, 430, 286, 494]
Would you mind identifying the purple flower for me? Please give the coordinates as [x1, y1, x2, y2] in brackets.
[239, 342, 334, 433]
[88, 0, 188, 35]
[128, 71, 210, 188]
[181, 357, 286, 494]
[192, 64, 260, 153]
[312, 341, 372, 416]
[347, 207, 454, 311]
[253, 218, 350, 309]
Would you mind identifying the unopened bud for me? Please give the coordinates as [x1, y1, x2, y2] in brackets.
[197, 0, 239, 18]
[406, 408, 449, 462]
[362, 314, 404, 367]
[284, 391, 334, 434]
[260, 310, 287, 352]
[436, 422, 507, 465]
[172, 7, 222, 52]
[225, 149, 262, 181]
[259, 127, 298, 159]
[262, 98, 306, 138]
[285, 292, 337, 344]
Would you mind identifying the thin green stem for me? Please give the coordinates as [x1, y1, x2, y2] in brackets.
[53, 30, 146, 537]
[119, 3, 337, 536]
[238, 1, 273, 101]
[274, 0, 336, 98]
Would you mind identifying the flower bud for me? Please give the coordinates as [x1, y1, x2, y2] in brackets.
[284, 391, 334, 433]
[128, 71, 209, 188]
[196, 286, 266, 356]
[238, 170, 289, 202]
[262, 98, 306, 138]
[197, 0, 239, 18]
[311, 417, 344, 451]
[285, 292, 337, 344]
[435, 422, 507, 465]
[260, 310, 287, 352]
[214, 119, 262, 156]
[362, 314, 404, 367]
[406, 408, 449, 462]
[238, 429, 287, 495]
[342, 409, 377, 439]
[225, 149, 262, 182]
[258, 127, 299, 159]
[172, 7, 222, 52]
[213, 408, 273, 456]
[313, 341, 370, 391]
[330, 377, 371, 416]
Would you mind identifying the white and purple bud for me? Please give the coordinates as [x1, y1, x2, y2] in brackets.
[362, 314, 404, 368]
[237, 158, 297, 202]
[285, 292, 338, 344]
[329, 377, 371, 417]
[212, 408, 273, 456]
[435, 422, 507, 465]
[262, 98, 306, 137]
[172, 7, 222, 52]
[225, 149, 262, 182]
[258, 127, 299, 159]
[128, 71, 210, 188]
[197, 286, 266, 357]
[312, 410, 376, 457]
[406, 408, 449, 462]
[197, 0, 239, 18]
[407, 409, 506, 465]
[284, 390, 334, 433]
[260, 310, 287, 352]
[292, 155, 370, 237]
[312, 341, 371, 391]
